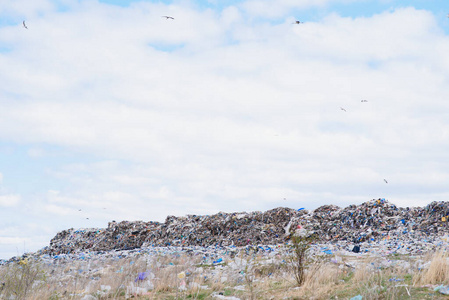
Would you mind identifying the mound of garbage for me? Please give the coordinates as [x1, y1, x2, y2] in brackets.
[45, 199, 449, 255]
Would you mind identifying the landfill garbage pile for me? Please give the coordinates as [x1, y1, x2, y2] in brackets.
[44, 199, 449, 255]
[308, 199, 449, 243]
[46, 208, 307, 254]
[48, 220, 162, 254]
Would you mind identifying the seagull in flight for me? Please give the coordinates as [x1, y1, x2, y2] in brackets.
[384, 179, 388, 184]
[22, 21, 28, 29]
[361, 100, 368, 102]
[162, 16, 174, 20]
[340, 107, 347, 112]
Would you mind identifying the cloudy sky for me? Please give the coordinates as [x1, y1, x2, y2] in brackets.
[0, 0, 448, 259]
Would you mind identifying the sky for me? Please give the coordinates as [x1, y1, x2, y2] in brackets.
[0, 0, 448, 259]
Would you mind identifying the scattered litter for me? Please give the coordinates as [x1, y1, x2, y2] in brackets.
[437, 285, 449, 295]
[389, 277, 403, 282]
[179, 279, 187, 291]
[212, 292, 241, 299]
[100, 285, 111, 292]
[127, 282, 151, 297]
[135, 272, 147, 281]
[405, 286, 411, 296]
[213, 258, 223, 264]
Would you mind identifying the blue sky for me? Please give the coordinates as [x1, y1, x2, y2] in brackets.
[0, 0, 449, 259]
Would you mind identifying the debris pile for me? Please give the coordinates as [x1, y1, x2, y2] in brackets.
[45, 199, 449, 255]
[47, 208, 307, 254]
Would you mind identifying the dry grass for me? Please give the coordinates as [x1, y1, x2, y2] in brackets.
[293, 262, 340, 299]
[352, 258, 375, 283]
[414, 250, 449, 286]
[4, 249, 449, 299]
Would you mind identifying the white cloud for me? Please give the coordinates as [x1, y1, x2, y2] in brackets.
[44, 204, 74, 216]
[289, 8, 443, 62]
[240, 0, 359, 18]
[0, 0, 54, 19]
[27, 147, 45, 157]
[0, 236, 25, 245]
[0, 7, 447, 205]
[0, 194, 20, 207]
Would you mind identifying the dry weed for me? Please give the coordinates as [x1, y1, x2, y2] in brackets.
[414, 250, 449, 286]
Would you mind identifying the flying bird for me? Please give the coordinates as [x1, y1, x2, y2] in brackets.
[384, 179, 388, 184]
[162, 16, 174, 20]
[361, 100, 368, 102]
[22, 21, 28, 29]
[340, 107, 347, 112]
[292, 20, 302, 24]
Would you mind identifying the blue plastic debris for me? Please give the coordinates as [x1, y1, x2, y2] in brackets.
[438, 286, 449, 295]
[213, 258, 223, 264]
[388, 277, 403, 282]
[135, 272, 147, 282]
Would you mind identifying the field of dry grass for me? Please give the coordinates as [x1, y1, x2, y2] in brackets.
[2, 247, 449, 299]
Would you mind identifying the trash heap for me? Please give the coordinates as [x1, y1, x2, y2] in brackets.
[46, 208, 307, 255]
[45, 199, 449, 255]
